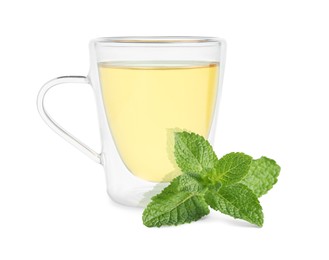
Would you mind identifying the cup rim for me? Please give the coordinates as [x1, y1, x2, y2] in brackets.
[92, 36, 224, 46]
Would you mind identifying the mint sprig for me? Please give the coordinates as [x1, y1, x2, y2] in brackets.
[142, 131, 280, 227]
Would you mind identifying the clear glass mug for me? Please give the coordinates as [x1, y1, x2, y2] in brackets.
[37, 37, 226, 207]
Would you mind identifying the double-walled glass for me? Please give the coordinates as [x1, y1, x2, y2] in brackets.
[37, 37, 226, 207]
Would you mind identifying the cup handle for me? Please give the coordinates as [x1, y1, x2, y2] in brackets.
[37, 76, 102, 164]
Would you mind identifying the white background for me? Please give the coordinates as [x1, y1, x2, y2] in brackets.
[1, 0, 328, 259]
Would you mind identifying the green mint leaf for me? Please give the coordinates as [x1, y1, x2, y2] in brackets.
[176, 173, 205, 192]
[174, 132, 217, 174]
[205, 183, 264, 227]
[208, 152, 252, 185]
[142, 174, 209, 227]
[240, 157, 281, 197]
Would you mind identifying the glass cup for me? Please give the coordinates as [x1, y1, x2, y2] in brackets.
[37, 37, 226, 207]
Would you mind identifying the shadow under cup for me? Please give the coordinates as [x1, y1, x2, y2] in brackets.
[38, 37, 226, 207]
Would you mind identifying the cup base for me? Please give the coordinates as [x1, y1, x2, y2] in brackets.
[106, 182, 169, 207]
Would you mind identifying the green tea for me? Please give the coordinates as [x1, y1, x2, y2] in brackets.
[99, 61, 219, 182]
